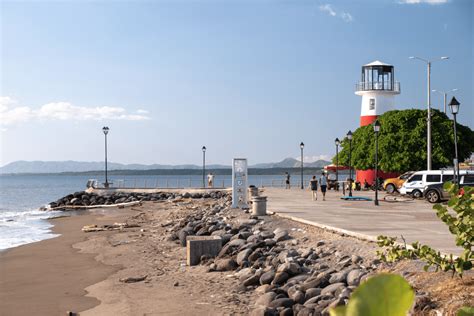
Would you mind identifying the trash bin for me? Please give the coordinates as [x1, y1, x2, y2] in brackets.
[248, 185, 259, 199]
[251, 196, 267, 216]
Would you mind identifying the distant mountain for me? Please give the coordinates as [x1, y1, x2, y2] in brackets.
[0, 158, 331, 174]
[0, 160, 229, 174]
[252, 158, 329, 169]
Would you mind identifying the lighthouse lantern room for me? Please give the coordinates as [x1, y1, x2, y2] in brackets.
[355, 61, 400, 185]
[355, 61, 400, 126]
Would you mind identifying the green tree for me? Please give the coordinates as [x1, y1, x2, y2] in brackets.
[333, 109, 474, 172]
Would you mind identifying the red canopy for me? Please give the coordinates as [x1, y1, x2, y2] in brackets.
[324, 164, 351, 172]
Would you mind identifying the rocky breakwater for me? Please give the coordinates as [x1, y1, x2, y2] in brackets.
[167, 204, 381, 316]
[46, 190, 228, 210]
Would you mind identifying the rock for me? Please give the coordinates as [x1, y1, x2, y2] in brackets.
[304, 288, 322, 301]
[215, 258, 238, 271]
[271, 271, 289, 285]
[300, 248, 314, 258]
[260, 270, 276, 285]
[316, 240, 325, 247]
[228, 238, 247, 248]
[243, 274, 261, 287]
[255, 291, 278, 307]
[268, 298, 294, 309]
[249, 250, 263, 262]
[178, 229, 190, 247]
[329, 271, 349, 284]
[260, 231, 275, 239]
[290, 290, 305, 305]
[274, 230, 289, 242]
[346, 269, 365, 286]
[237, 248, 253, 265]
[296, 307, 315, 316]
[119, 275, 147, 283]
[286, 274, 310, 284]
[338, 287, 351, 300]
[351, 255, 363, 264]
[280, 308, 293, 316]
[304, 294, 332, 306]
[256, 284, 273, 294]
[321, 283, 345, 296]
[277, 262, 301, 276]
[300, 273, 331, 292]
[265, 239, 277, 247]
[251, 307, 278, 316]
[238, 268, 256, 282]
[328, 297, 345, 308]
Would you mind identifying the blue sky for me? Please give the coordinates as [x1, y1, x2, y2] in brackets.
[1, 0, 472, 166]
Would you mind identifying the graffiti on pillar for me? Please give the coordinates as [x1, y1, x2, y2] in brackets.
[232, 158, 248, 209]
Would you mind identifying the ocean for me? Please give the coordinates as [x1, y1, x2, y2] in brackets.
[1, 173, 351, 251]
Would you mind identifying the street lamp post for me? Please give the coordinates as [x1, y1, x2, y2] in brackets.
[432, 89, 458, 114]
[202, 146, 206, 188]
[335, 138, 340, 187]
[448, 97, 460, 184]
[409, 56, 449, 170]
[102, 126, 109, 188]
[347, 131, 353, 197]
[373, 120, 381, 206]
[300, 142, 305, 189]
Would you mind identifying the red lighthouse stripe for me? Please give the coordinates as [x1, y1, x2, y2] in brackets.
[360, 115, 378, 127]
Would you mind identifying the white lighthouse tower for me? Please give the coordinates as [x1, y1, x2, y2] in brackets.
[355, 60, 400, 184]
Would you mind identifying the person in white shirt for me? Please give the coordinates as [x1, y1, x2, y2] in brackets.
[207, 173, 214, 188]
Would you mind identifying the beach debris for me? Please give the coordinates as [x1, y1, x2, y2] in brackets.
[82, 222, 140, 232]
[119, 275, 148, 283]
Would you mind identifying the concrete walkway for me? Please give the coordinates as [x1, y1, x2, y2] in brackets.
[263, 187, 458, 255]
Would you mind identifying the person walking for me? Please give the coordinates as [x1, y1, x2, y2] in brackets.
[207, 173, 214, 188]
[319, 172, 328, 201]
[285, 172, 291, 189]
[309, 176, 318, 201]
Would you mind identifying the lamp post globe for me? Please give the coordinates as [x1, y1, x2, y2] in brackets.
[300, 142, 305, 189]
[102, 126, 110, 188]
[448, 97, 460, 184]
[347, 131, 353, 197]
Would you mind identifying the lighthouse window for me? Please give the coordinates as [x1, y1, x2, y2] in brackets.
[369, 99, 375, 110]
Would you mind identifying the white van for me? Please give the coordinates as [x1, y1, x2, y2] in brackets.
[399, 170, 473, 198]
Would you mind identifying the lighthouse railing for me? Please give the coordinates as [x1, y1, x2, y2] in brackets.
[355, 81, 400, 93]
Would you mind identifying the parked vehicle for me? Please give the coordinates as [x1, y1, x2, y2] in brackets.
[424, 174, 474, 203]
[383, 172, 414, 194]
[399, 170, 473, 198]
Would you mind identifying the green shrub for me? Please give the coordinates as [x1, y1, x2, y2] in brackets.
[377, 182, 473, 276]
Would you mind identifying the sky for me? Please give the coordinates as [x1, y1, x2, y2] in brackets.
[0, 0, 472, 166]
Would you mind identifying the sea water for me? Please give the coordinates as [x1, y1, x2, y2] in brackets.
[0, 173, 343, 250]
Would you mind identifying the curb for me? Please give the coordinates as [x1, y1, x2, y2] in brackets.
[271, 211, 379, 243]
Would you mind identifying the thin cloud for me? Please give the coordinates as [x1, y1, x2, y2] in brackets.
[398, 0, 448, 4]
[295, 155, 332, 163]
[0, 97, 151, 126]
[319, 4, 354, 23]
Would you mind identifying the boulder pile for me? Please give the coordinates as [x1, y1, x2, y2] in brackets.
[167, 197, 381, 316]
[48, 190, 228, 210]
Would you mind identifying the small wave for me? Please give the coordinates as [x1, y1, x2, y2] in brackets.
[0, 209, 65, 250]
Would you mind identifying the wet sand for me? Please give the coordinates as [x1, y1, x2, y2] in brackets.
[0, 211, 125, 316]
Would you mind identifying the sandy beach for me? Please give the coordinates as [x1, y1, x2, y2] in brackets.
[0, 210, 125, 316]
[1, 192, 472, 316]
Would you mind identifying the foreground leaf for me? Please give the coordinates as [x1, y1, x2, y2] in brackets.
[330, 273, 414, 316]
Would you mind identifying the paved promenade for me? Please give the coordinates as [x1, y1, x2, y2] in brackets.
[263, 187, 458, 255]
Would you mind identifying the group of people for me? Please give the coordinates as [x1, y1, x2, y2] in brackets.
[284, 171, 329, 201]
[309, 172, 328, 201]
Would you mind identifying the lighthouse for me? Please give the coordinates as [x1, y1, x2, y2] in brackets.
[355, 61, 400, 184]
